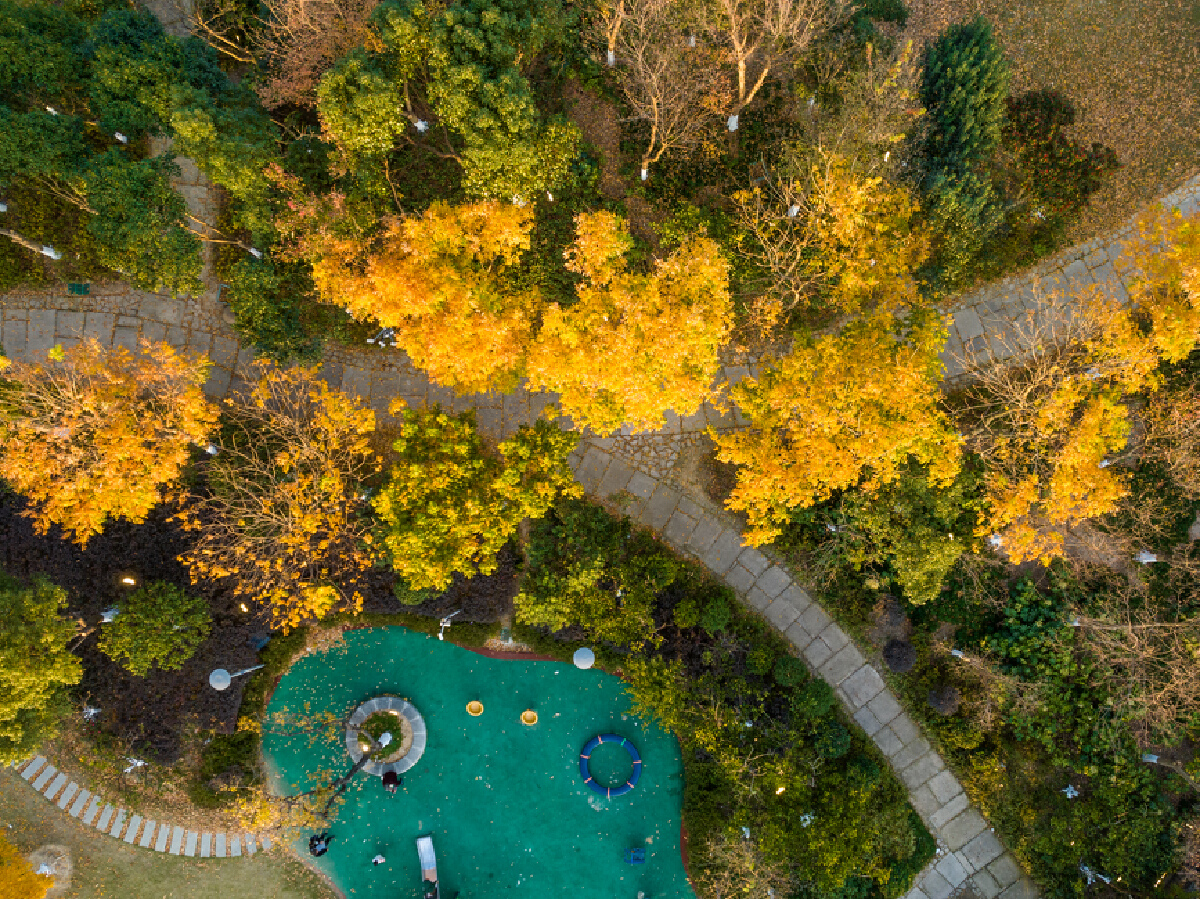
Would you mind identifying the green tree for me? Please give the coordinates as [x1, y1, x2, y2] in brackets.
[0, 1, 279, 291]
[98, 581, 212, 677]
[317, 0, 580, 199]
[0, 570, 81, 765]
[515, 498, 677, 648]
[373, 407, 581, 593]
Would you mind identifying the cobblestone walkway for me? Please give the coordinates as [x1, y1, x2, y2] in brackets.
[5, 755, 273, 858]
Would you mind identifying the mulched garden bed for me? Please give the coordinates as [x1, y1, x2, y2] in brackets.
[0, 490, 519, 763]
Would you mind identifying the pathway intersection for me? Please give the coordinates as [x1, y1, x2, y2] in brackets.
[5, 137, 1200, 899]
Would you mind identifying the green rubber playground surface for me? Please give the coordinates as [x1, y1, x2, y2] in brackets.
[262, 627, 695, 899]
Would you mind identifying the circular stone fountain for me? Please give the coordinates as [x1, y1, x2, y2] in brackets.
[345, 696, 427, 776]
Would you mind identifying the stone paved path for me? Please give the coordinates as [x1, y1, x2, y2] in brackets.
[5, 755, 273, 859]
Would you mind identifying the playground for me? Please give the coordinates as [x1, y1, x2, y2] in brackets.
[261, 627, 695, 898]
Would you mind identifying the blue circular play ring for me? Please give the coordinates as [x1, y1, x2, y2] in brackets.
[579, 733, 642, 798]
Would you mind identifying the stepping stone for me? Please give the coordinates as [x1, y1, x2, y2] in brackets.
[184, 830, 198, 857]
[230, 836, 242, 857]
[82, 796, 103, 825]
[140, 821, 157, 848]
[69, 789, 91, 818]
[96, 804, 115, 832]
[155, 824, 170, 852]
[32, 765, 57, 791]
[215, 834, 227, 858]
[245, 835, 257, 855]
[56, 782, 78, 809]
[170, 826, 184, 855]
[21, 757, 47, 781]
[261, 835, 272, 850]
[124, 815, 142, 843]
[43, 772, 68, 801]
[108, 809, 126, 838]
[200, 833, 212, 857]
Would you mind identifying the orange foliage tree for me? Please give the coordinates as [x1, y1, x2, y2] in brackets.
[177, 364, 379, 631]
[527, 211, 733, 434]
[0, 339, 217, 545]
[959, 207, 1200, 564]
[0, 832, 52, 899]
[715, 310, 960, 544]
[295, 198, 539, 395]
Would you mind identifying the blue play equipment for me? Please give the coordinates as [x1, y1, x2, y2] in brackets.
[624, 848, 646, 865]
[579, 733, 642, 798]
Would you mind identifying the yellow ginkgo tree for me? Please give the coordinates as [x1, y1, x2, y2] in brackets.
[527, 210, 733, 435]
[0, 339, 217, 545]
[715, 309, 961, 545]
[177, 363, 379, 631]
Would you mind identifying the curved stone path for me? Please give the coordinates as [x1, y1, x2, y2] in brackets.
[7, 123, 1200, 899]
[5, 755, 272, 858]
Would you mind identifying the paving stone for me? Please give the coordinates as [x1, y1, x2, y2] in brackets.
[140, 296, 184, 326]
[852, 704, 885, 736]
[139, 821, 156, 848]
[625, 471, 657, 500]
[597, 458, 635, 498]
[216, 833, 227, 858]
[230, 835, 242, 857]
[818, 643, 864, 686]
[725, 563, 756, 593]
[802, 634, 835, 669]
[970, 868, 1003, 899]
[756, 566, 791, 599]
[737, 548, 771, 577]
[798, 603, 832, 636]
[745, 585, 773, 612]
[888, 714, 920, 746]
[953, 306, 984, 343]
[56, 310, 85, 338]
[909, 784, 939, 819]
[841, 665, 886, 707]
[677, 495, 704, 519]
[906, 889, 930, 899]
[186, 330, 211, 356]
[764, 597, 800, 630]
[662, 510, 698, 545]
[920, 868, 955, 899]
[934, 852, 969, 887]
[987, 854, 1022, 888]
[201, 833, 212, 857]
[962, 831, 1005, 871]
[20, 757, 46, 780]
[96, 805, 114, 832]
[643, 485, 681, 531]
[998, 878, 1037, 899]
[124, 815, 143, 843]
[779, 584, 811, 613]
[782, 618, 815, 652]
[2, 319, 27, 359]
[929, 792, 971, 830]
[32, 763, 57, 787]
[701, 529, 744, 575]
[203, 366, 231, 398]
[941, 809, 988, 851]
[890, 736, 932, 771]
[109, 809, 127, 838]
[816, 625, 849, 656]
[687, 516, 724, 555]
[155, 824, 171, 852]
[112, 325, 140, 352]
[900, 753, 945, 791]
[185, 830, 198, 857]
[142, 321, 167, 344]
[171, 826, 185, 854]
[69, 789, 91, 817]
[56, 781, 78, 809]
[867, 690, 903, 726]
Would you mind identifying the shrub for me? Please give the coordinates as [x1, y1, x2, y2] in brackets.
[792, 679, 836, 722]
[700, 592, 734, 635]
[746, 646, 775, 676]
[98, 581, 212, 676]
[919, 17, 1010, 172]
[672, 595, 702, 629]
[816, 720, 852, 758]
[918, 167, 1006, 292]
[981, 579, 1072, 680]
[773, 655, 808, 687]
[220, 257, 325, 364]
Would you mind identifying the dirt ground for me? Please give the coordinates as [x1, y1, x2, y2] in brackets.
[900, 0, 1200, 240]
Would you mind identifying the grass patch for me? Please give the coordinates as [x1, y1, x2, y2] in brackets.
[0, 769, 337, 899]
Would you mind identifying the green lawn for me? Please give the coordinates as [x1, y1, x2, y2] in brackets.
[0, 770, 338, 899]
